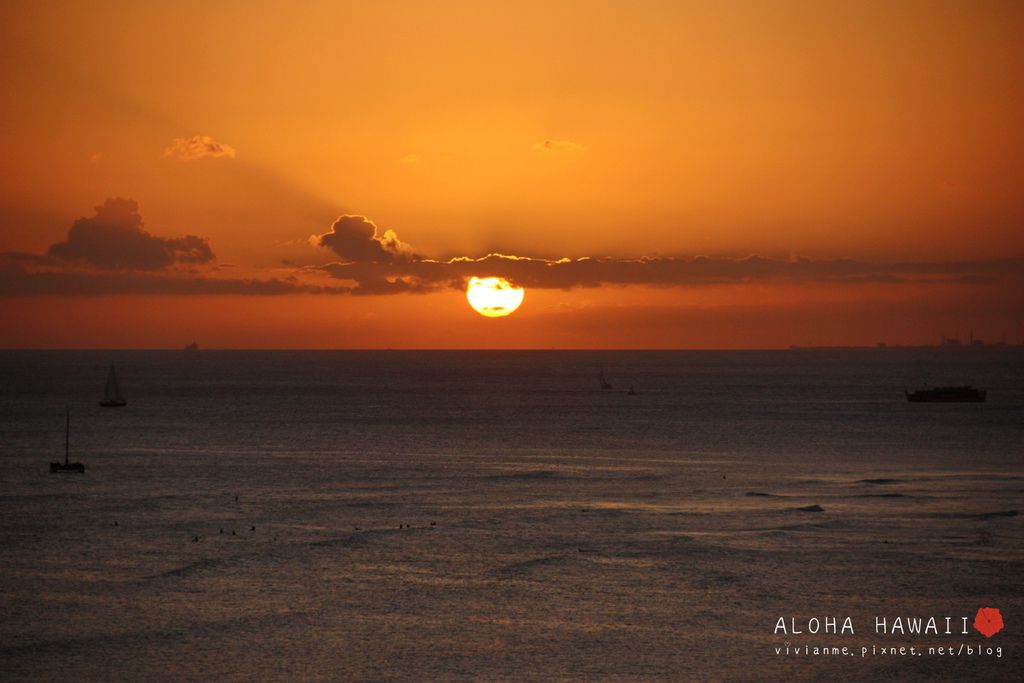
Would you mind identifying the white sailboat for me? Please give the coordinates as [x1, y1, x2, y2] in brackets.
[99, 363, 127, 407]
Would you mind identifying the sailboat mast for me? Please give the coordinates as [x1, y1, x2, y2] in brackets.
[65, 406, 70, 466]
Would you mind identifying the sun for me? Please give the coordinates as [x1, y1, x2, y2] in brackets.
[466, 276, 525, 317]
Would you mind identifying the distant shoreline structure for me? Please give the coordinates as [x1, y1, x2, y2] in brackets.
[790, 334, 1023, 351]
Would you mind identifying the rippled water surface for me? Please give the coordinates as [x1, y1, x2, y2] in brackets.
[1, 350, 1021, 681]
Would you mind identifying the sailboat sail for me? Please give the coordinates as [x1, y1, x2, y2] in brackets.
[100, 363, 127, 406]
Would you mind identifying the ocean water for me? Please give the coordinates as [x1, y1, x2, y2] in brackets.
[0, 350, 1021, 681]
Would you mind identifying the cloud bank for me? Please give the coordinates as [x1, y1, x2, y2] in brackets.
[47, 198, 214, 270]
[306, 218, 1023, 293]
[0, 198, 320, 296]
[313, 252, 1024, 296]
[2, 203, 1021, 297]
[0, 255, 338, 296]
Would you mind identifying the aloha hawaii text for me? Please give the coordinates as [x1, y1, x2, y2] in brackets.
[774, 616, 973, 636]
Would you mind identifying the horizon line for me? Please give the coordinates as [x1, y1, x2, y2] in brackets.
[3, 345, 1023, 352]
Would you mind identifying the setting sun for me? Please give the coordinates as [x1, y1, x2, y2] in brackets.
[466, 277, 525, 317]
[2, 3, 1023, 681]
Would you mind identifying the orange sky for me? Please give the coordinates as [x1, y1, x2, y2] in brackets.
[1, 0, 1022, 348]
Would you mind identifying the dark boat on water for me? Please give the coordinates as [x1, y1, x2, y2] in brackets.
[905, 386, 986, 403]
[50, 407, 85, 473]
[99, 363, 127, 407]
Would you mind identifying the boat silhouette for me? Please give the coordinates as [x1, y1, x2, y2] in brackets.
[599, 366, 613, 390]
[99, 363, 127, 407]
[50, 407, 84, 473]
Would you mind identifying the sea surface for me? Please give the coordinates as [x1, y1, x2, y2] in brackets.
[0, 350, 1021, 681]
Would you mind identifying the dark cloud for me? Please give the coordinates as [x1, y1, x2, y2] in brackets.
[5, 205, 1022, 298]
[313, 252, 1024, 294]
[312, 215, 417, 263]
[0, 198, 313, 296]
[47, 198, 214, 270]
[306, 218, 1021, 293]
[0, 252, 344, 296]
[3, 249, 1018, 297]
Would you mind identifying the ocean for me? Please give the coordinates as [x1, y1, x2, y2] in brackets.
[0, 350, 1021, 681]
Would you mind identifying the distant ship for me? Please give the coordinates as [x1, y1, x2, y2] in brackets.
[599, 366, 613, 390]
[185, 341, 199, 350]
[905, 386, 986, 403]
[99, 363, 127, 407]
[50, 407, 84, 473]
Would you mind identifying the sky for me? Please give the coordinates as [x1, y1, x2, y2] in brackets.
[1, 0, 1022, 348]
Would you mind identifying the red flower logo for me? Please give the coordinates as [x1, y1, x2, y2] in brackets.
[973, 607, 1004, 638]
